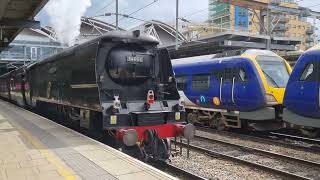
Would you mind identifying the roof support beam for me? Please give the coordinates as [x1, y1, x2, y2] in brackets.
[0, 19, 40, 29]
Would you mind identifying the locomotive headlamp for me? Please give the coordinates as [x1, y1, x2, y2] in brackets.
[183, 124, 195, 139]
[122, 129, 138, 146]
[147, 90, 155, 104]
[266, 94, 278, 105]
[179, 97, 185, 106]
[175, 112, 181, 121]
[113, 95, 121, 109]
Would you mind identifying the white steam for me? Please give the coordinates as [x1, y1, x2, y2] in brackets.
[45, 0, 92, 46]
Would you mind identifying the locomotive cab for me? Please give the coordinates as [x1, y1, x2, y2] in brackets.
[242, 50, 291, 106]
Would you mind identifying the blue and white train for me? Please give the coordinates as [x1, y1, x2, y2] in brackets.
[283, 45, 320, 137]
[173, 49, 292, 131]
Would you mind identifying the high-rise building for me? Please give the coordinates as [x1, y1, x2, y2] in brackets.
[208, 0, 249, 31]
[208, 0, 317, 50]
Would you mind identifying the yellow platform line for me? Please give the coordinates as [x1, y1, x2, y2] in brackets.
[2, 113, 76, 180]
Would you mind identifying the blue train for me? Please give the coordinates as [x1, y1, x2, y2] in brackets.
[283, 45, 320, 137]
[173, 49, 292, 131]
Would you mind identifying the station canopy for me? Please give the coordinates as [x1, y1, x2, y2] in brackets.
[0, 0, 48, 49]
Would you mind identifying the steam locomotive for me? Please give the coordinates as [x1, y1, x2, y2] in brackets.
[0, 31, 194, 160]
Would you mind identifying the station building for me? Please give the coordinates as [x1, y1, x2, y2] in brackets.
[0, 28, 64, 74]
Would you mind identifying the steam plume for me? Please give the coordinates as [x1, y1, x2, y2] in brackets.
[45, 0, 92, 46]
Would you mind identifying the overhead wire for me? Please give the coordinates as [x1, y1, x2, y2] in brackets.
[111, 0, 160, 25]
[93, 0, 115, 16]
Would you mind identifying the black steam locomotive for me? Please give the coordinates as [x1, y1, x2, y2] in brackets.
[0, 31, 194, 160]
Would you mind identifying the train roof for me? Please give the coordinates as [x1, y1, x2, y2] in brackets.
[300, 46, 320, 59]
[172, 56, 245, 69]
[172, 49, 280, 67]
[37, 31, 159, 65]
[306, 43, 320, 52]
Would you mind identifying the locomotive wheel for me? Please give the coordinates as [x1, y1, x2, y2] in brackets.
[208, 117, 217, 128]
[216, 115, 228, 131]
[143, 129, 169, 161]
[187, 113, 196, 124]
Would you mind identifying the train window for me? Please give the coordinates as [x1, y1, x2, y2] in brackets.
[175, 75, 187, 90]
[300, 63, 316, 81]
[192, 74, 210, 91]
[238, 68, 247, 82]
[224, 68, 233, 82]
[212, 70, 223, 80]
[257, 56, 289, 88]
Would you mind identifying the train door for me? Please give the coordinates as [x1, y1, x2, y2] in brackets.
[221, 67, 236, 108]
[211, 67, 224, 108]
[233, 67, 248, 107]
[290, 61, 320, 117]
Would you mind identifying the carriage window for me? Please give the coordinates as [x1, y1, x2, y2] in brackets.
[192, 74, 210, 91]
[238, 68, 247, 82]
[175, 75, 187, 90]
[213, 70, 223, 80]
[300, 63, 316, 81]
[224, 68, 233, 82]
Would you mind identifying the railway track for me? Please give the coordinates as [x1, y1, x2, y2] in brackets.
[174, 133, 320, 179]
[152, 161, 208, 180]
[269, 132, 320, 145]
[196, 126, 320, 153]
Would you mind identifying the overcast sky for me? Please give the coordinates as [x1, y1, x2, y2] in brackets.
[36, 0, 320, 30]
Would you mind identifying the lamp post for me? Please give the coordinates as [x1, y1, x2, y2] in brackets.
[175, 0, 179, 50]
[116, 0, 119, 30]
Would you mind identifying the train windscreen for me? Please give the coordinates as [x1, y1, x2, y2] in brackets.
[256, 55, 290, 88]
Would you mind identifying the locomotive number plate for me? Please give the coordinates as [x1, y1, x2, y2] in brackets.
[175, 112, 181, 121]
[126, 56, 143, 64]
[110, 115, 117, 125]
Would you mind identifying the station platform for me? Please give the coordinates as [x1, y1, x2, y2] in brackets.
[0, 99, 176, 180]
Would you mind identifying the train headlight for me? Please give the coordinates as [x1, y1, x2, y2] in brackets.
[113, 95, 121, 109]
[183, 124, 195, 139]
[266, 94, 278, 105]
[179, 97, 185, 106]
[123, 129, 138, 146]
[175, 112, 181, 121]
[110, 115, 117, 125]
[147, 90, 155, 104]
